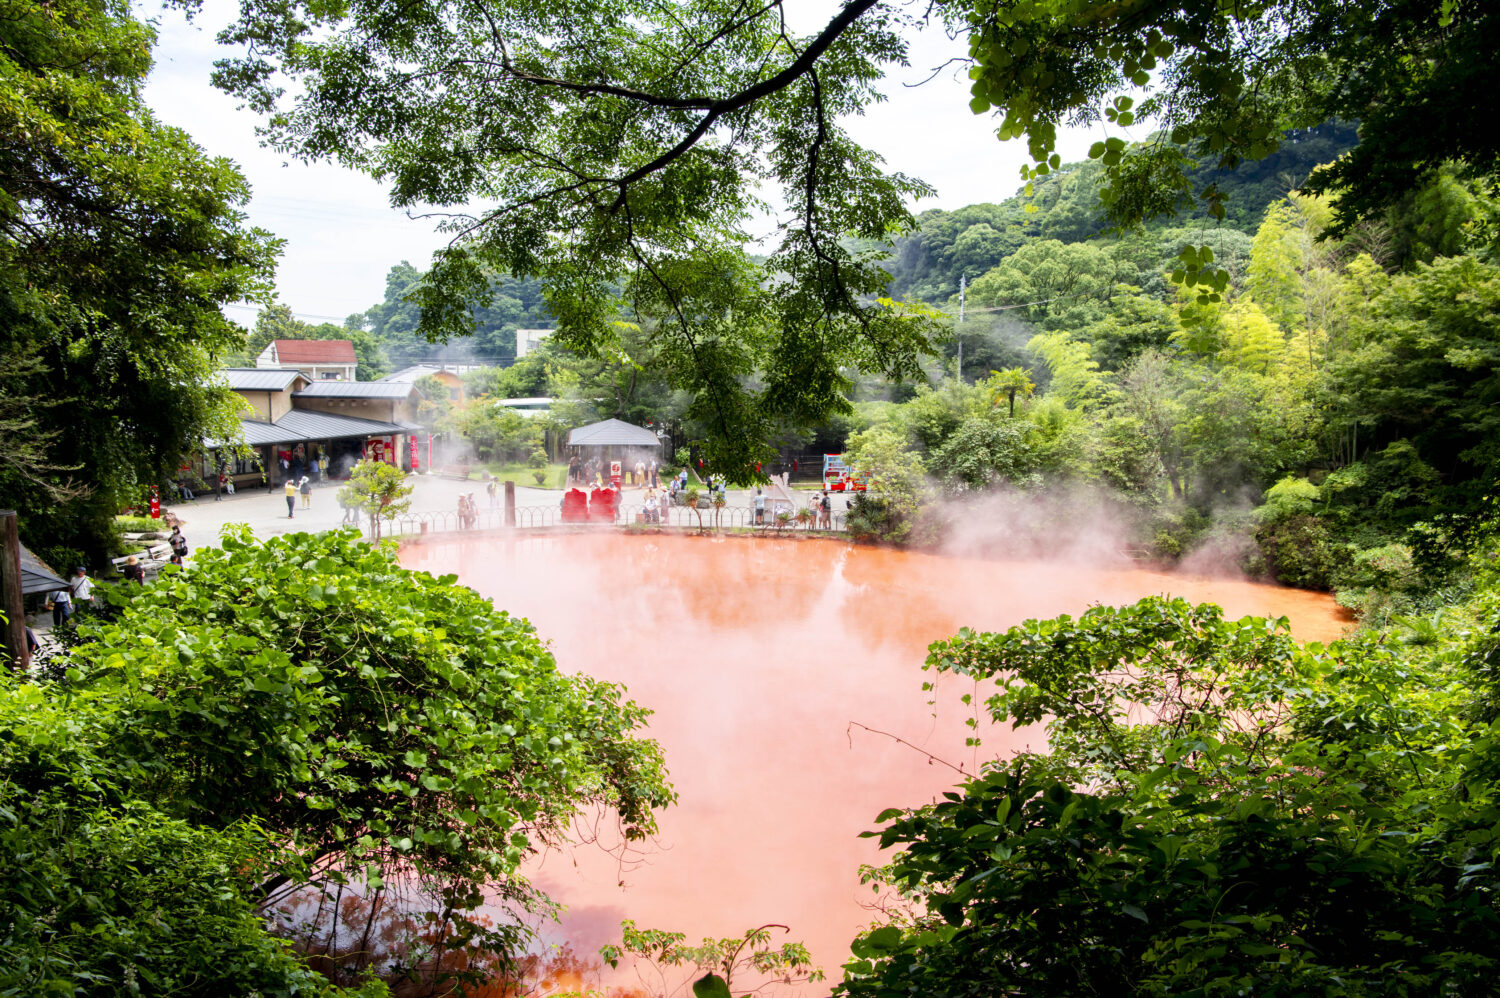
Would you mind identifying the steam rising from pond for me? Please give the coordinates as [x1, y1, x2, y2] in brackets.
[399, 533, 1348, 993]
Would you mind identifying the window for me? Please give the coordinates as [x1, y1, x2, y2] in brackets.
[449, 387, 461, 401]
[322, 371, 339, 379]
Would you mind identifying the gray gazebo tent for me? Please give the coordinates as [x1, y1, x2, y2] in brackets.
[566, 418, 661, 480]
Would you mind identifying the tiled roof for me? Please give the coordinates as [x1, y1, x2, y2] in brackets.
[219, 368, 305, 392]
[271, 339, 356, 364]
[293, 381, 418, 399]
[18, 540, 67, 596]
[566, 418, 661, 448]
[210, 411, 415, 447]
[381, 365, 455, 383]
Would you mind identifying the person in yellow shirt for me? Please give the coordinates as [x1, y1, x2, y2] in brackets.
[284, 477, 298, 518]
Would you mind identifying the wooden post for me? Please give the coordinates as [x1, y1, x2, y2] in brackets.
[504, 480, 516, 528]
[0, 511, 28, 673]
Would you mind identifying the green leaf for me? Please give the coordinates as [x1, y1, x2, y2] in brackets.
[692, 974, 733, 998]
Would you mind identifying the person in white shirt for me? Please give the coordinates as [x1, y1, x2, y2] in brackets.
[70, 567, 94, 608]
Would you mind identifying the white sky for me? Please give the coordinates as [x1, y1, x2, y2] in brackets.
[141, 2, 1104, 324]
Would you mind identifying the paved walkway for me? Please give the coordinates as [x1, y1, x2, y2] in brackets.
[162, 474, 850, 551]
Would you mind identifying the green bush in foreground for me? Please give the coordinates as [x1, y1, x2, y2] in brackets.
[842, 583, 1500, 997]
[2, 527, 673, 994]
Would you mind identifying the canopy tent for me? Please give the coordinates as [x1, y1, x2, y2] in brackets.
[566, 418, 661, 449]
[566, 418, 662, 483]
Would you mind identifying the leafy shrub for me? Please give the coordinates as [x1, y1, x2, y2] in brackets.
[1254, 475, 1321, 523]
[114, 515, 165, 534]
[1255, 514, 1341, 590]
[527, 448, 548, 469]
[10, 529, 673, 994]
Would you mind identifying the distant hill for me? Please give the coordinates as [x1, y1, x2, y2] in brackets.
[879, 123, 1359, 305]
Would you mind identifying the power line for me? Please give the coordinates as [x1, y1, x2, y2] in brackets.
[222, 303, 354, 323]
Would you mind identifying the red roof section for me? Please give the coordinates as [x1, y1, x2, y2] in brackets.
[272, 339, 356, 364]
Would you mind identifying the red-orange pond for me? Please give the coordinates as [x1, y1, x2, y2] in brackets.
[399, 533, 1349, 992]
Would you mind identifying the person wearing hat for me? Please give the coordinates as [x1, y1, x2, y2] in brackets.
[284, 476, 298, 518]
[299, 475, 312, 509]
[122, 555, 146, 585]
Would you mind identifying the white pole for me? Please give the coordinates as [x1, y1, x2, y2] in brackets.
[957, 273, 966, 381]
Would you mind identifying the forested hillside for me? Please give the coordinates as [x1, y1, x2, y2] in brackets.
[354, 263, 552, 368]
[880, 123, 1358, 306]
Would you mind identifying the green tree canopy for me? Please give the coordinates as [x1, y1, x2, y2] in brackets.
[0, 0, 279, 563]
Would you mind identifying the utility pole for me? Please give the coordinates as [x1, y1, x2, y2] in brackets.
[1, 511, 27, 673]
[957, 273, 966, 382]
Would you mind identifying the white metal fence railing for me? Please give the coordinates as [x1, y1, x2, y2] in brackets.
[378, 502, 847, 538]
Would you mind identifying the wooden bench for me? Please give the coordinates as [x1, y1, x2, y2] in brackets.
[110, 542, 179, 579]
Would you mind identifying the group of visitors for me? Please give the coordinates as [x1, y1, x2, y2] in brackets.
[567, 455, 664, 488]
[631, 459, 661, 488]
[284, 476, 313, 517]
[44, 525, 190, 630]
[276, 443, 329, 484]
[457, 493, 480, 529]
[46, 566, 94, 627]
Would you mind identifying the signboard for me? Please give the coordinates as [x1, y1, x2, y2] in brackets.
[149, 486, 160, 519]
[609, 460, 622, 488]
[409, 435, 419, 472]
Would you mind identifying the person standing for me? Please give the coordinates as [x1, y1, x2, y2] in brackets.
[69, 567, 94, 612]
[486, 476, 498, 509]
[47, 583, 72, 627]
[168, 525, 189, 565]
[300, 475, 312, 509]
[754, 488, 766, 526]
[284, 477, 298, 518]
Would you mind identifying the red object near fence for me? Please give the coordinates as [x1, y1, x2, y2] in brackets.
[589, 486, 617, 522]
[561, 488, 589, 523]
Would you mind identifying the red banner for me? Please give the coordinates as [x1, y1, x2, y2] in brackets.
[149, 486, 160, 519]
[409, 435, 419, 472]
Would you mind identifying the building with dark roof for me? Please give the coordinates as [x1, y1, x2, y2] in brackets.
[292, 380, 422, 427]
[199, 368, 429, 490]
[218, 368, 311, 423]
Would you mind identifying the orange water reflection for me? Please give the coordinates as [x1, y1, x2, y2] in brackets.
[399, 534, 1349, 991]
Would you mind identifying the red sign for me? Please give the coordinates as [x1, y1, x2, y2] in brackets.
[370, 439, 385, 464]
[609, 460, 622, 488]
[409, 435, 419, 472]
[149, 486, 160, 519]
